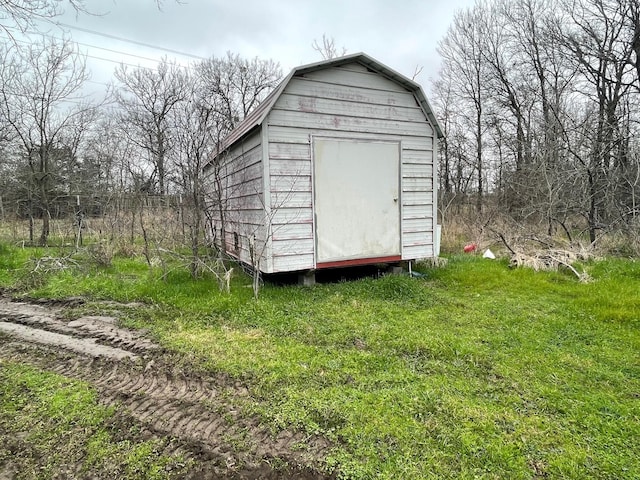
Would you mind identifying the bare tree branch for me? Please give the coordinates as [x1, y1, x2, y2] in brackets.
[311, 34, 347, 60]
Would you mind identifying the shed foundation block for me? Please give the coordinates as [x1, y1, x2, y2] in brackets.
[387, 265, 404, 275]
[386, 262, 407, 275]
[298, 271, 316, 286]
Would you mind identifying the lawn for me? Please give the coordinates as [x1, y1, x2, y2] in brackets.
[1, 244, 639, 479]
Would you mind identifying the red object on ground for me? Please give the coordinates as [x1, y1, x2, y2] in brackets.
[463, 243, 478, 253]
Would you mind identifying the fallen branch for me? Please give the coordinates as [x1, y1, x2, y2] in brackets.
[509, 249, 593, 282]
[489, 227, 516, 255]
[547, 253, 591, 282]
[31, 255, 79, 273]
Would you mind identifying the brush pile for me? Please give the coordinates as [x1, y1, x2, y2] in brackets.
[491, 230, 595, 282]
[509, 248, 593, 282]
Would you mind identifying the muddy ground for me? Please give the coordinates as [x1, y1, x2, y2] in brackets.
[0, 297, 334, 479]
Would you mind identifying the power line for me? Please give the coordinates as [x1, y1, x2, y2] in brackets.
[84, 53, 156, 71]
[3, 25, 191, 66]
[55, 22, 208, 61]
[71, 38, 163, 64]
[86, 79, 111, 88]
[0, 29, 190, 74]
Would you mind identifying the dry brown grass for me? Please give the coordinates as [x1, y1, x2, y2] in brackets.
[594, 227, 640, 257]
[0, 206, 189, 249]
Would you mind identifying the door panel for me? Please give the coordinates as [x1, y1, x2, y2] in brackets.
[314, 139, 400, 263]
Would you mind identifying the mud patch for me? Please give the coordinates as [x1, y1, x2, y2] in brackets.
[0, 299, 334, 479]
[0, 322, 138, 360]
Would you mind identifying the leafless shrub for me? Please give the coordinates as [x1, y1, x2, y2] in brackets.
[114, 241, 138, 258]
[196, 257, 234, 294]
[31, 255, 79, 273]
[17, 254, 79, 289]
[86, 241, 114, 268]
[440, 203, 502, 254]
[155, 247, 234, 293]
[593, 227, 640, 257]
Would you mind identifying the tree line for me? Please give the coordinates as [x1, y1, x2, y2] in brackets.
[433, 0, 640, 244]
[0, 37, 281, 247]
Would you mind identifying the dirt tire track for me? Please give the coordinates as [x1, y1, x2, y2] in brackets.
[0, 300, 334, 479]
[0, 300, 159, 354]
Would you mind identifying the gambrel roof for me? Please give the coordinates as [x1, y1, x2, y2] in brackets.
[215, 52, 444, 157]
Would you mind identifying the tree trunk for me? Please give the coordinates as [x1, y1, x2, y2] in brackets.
[587, 170, 597, 244]
[190, 180, 203, 279]
[39, 211, 50, 246]
[476, 107, 483, 213]
[38, 179, 50, 246]
[443, 137, 451, 194]
[157, 132, 165, 195]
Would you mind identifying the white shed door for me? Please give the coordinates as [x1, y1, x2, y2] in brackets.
[313, 139, 400, 265]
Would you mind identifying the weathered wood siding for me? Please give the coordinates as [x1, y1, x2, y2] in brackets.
[205, 129, 268, 268]
[266, 62, 436, 272]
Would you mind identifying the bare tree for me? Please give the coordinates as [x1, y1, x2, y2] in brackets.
[438, 3, 491, 211]
[196, 53, 281, 256]
[114, 59, 188, 195]
[432, 0, 640, 248]
[411, 65, 424, 81]
[555, 0, 636, 242]
[431, 67, 477, 206]
[197, 52, 281, 134]
[0, 0, 88, 35]
[0, 37, 94, 245]
[169, 71, 221, 278]
[628, 0, 640, 89]
[482, 2, 535, 173]
[480, 0, 577, 234]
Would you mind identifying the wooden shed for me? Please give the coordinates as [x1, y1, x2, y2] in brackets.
[204, 52, 443, 278]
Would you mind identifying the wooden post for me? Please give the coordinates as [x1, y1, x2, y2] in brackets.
[75, 194, 83, 249]
[28, 190, 34, 244]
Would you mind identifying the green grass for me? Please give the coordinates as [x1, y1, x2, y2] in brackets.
[1, 242, 638, 479]
[0, 241, 32, 285]
[0, 360, 187, 479]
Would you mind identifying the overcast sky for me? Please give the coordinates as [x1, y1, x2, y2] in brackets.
[24, 0, 476, 96]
